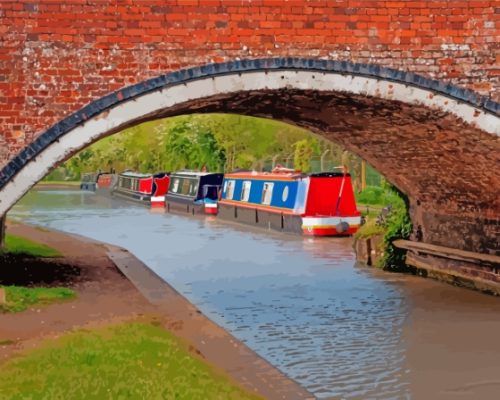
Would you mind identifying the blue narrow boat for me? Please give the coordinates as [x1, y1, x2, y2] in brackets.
[218, 166, 361, 236]
[165, 171, 224, 215]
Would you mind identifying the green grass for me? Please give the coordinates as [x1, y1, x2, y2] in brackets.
[356, 186, 401, 207]
[2, 234, 61, 258]
[355, 217, 385, 239]
[0, 322, 262, 400]
[37, 181, 80, 186]
[0, 286, 76, 313]
[358, 207, 381, 218]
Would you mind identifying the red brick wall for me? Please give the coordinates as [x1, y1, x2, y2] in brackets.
[0, 0, 498, 164]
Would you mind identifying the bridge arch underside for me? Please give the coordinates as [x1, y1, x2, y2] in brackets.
[0, 70, 498, 255]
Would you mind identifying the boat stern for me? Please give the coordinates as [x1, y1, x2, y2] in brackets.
[301, 216, 361, 236]
[150, 196, 165, 207]
[204, 200, 218, 215]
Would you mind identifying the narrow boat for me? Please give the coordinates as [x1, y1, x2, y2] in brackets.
[80, 171, 115, 192]
[96, 173, 115, 191]
[165, 171, 224, 215]
[80, 172, 98, 191]
[112, 171, 170, 206]
[218, 166, 361, 236]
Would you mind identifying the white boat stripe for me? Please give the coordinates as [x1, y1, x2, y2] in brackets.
[302, 216, 361, 225]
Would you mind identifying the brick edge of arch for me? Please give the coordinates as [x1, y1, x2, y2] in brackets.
[0, 58, 499, 214]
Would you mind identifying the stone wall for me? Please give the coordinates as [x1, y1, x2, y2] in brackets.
[414, 210, 500, 255]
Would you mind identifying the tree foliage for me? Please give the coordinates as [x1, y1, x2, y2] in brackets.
[45, 114, 349, 180]
[293, 138, 320, 172]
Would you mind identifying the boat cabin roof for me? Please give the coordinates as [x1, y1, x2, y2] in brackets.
[310, 171, 351, 178]
[118, 171, 169, 179]
[225, 166, 350, 181]
[171, 171, 219, 178]
[224, 170, 305, 180]
[119, 171, 152, 178]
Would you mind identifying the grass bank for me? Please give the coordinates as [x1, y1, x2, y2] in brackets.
[2, 234, 62, 258]
[0, 321, 262, 400]
[0, 286, 75, 313]
[355, 217, 384, 240]
[36, 180, 80, 186]
[1, 234, 75, 313]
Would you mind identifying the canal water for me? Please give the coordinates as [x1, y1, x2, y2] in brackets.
[9, 189, 500, 399]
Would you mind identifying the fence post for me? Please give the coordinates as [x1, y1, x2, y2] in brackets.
[320, 149, 330, 171]
[272, 155, 279, 169]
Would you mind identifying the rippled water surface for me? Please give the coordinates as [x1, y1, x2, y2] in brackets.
[9, 189, 500, 399]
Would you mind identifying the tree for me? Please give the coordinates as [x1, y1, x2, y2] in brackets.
[293, 138, 320, 172]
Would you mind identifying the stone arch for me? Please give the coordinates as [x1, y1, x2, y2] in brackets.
[0, 58, 498, 253]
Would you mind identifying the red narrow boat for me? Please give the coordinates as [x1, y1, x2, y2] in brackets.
[112, 171, 170, 207]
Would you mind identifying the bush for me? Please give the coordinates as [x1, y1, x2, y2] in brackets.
[355, 184, 413, 271]
[379, 187, 413, 271]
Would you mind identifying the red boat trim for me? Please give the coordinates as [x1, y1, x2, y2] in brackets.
[302, 226, 358, 236]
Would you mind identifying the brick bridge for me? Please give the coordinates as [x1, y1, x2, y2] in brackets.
[0, 1, 499, 289]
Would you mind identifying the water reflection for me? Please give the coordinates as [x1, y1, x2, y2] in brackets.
[9, 189, 500, 399]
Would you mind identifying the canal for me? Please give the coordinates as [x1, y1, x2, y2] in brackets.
[9, 189, 500, 399]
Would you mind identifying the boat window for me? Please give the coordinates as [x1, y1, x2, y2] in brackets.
[172, 178, 180, 193]
[188, 179, 198, 196]
[282, 185, 289, 202]
[223, 180, 228, 193]
[262, 182, 274, 205]
[241, 181, 251, 202]
[226, 180, 235, 199]
[123, 177, 131, 190]
[181, 179, 191, 195]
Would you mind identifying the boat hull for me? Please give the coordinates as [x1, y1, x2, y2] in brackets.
[218, 203, 303, 234]
[112, 188, 151, 205]
[301, 216, 361, 236]
[80, 182, 97, 191]
[219, 204, 361, 236]
[165, 197, 205, 215]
